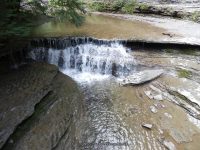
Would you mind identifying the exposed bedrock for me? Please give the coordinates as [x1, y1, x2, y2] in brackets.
[0, 62, 83, 150]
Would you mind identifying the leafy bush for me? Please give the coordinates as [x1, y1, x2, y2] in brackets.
[89, 2, 109, 12]
[121, 0, 137, 14]
[111, 0, 126, 11]
[191, 11, 200, 22]
[139, 3, 149, 11]
[0, 0, 85, 39]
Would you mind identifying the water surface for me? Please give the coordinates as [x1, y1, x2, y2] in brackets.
[34, 14, 165, 40]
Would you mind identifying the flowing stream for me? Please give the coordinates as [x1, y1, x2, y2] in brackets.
[28, 38, 164, 150]
[29, 39, 136, 83]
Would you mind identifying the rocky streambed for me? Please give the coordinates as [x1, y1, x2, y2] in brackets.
[1, 9, 200, 150]
[1, 37, 200, 150]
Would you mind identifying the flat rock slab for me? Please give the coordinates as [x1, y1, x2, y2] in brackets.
[0, 63, 58, 149]
[121, 69, 163, 85]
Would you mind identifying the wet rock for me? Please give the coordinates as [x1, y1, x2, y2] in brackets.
[150, 85, 162, 93]
[162, 32, 174, 38]
[70, 55, 75, 68]
[0, 63, 58, 149]
[58, 51, 65, 68]
[158, 129, 164, 134]
[128, 106, 140, 114]
[112, 63, 118, 77]
[122, 69, 164, 85]
[144, 90, 153, 99]
[163, 140, 176, 150]
[164, 112, 173, 119]
[154, 103, 166, 109]
[142, 124, 153, 129]
[169, 128, 192, 143]
[76, 55, 83, 71]
[153, 94, 163, 101]
[1, 64, 83, 150]
[150, 106, 158, 113]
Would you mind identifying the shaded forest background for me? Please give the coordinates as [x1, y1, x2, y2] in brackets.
[0, 0, 85, 47]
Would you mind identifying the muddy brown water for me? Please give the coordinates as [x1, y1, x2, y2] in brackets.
[33, 14, 166, 40]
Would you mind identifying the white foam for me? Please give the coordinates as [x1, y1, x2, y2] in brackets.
[30, 42, 136, 84]
[62, 69, 111, 84]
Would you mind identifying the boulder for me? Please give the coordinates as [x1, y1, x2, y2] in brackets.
[122, 69, 164, 85]
[0, 63, 58, 149]
[1, 63, 83, 150]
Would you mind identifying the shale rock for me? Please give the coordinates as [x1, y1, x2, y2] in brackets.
[0, 62, 83, 150]
[0, 63, 58, 149]
[122, 69, 163, 85]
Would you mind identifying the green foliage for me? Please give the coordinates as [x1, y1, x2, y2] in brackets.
[89, 0, 138, 14]
[112, 0, 126, 11]
[138, 3, 149, 11]
[190, 11, 200, 22]
[178, 69, 191, 78]
[0, 0, 85, 40]
[89, 2, 109, 12]
[48, 0, 85, 26]
[121, 0, 137, 14]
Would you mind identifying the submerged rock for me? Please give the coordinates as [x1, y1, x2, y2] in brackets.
[154, 103, 166, 109]
[153, 94, 163, 101]
[122, 69, 164, 85]
[169, 128, 192, 143]
[150, 106, 158, 113]
[142, 124, 153, 129]
[144, 90, 153, 99]
[164, 112, 173, 119]
[163, 140, 176, 150]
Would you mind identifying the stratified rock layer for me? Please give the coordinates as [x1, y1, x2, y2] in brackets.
[0, 63, 58, 148]
[0, 62, 83, 150]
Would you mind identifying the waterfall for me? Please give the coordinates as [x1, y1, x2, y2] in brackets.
[29, 38, 136, 82]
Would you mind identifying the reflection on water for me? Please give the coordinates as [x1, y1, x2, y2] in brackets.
[33, 14, 165, 40]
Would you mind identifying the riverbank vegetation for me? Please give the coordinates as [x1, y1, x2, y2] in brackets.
[88, 0, 200, 22]
[0, 0, 85, 46]
[88, 0, 149, 14]
[0, 0, 87, 59]
[190, 11, 200, 22]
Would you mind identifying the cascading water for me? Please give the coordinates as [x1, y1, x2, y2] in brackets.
[29, 39, 136, 83]
[28, 38, 164, 150]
